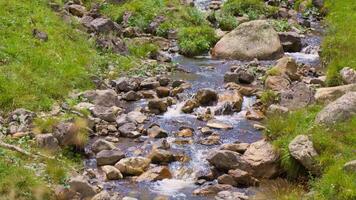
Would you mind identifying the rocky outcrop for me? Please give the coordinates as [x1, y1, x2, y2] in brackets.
[315, 92, 356, 125]
[212, 20, 284, 60]
[289, 135, 319, 174]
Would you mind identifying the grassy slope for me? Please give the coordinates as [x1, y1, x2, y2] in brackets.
[322, 0, 356, 85]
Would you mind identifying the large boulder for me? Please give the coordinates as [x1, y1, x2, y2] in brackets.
[96, 149, 125, 166]
[289, 135, 319, 174]
[315, 84, 356, 103]
[93, 89, 118, 107]
[212, 20, 284, 60]
[241, 140, 279, 178]
[115, 157, 151, 176]
[315, 92, 356, 125]
[207, 150, 249, 171]
[280, 82, 315, 110]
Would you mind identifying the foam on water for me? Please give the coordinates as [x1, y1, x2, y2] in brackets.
[150, 179, 196, 197]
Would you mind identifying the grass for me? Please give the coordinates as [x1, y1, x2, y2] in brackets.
[221, 0, 277, 20]
[264, 106, 356, 199]
[322, 0, 356, 86]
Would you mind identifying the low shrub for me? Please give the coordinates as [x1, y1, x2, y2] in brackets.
[222, 0, 277, 20]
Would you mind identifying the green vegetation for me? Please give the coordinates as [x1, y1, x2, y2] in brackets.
[264, 106, 356, 199]
[322, 0, 356, 86]
[215, 12, 238, 31]
[221, 0, 277, 20]
[260, 90, 279, 106]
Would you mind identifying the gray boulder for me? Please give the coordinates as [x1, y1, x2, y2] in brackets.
[96, 149, 125, 166]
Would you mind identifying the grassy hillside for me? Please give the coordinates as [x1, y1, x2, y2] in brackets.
[322, 0, 356, 85]
[0, 0, 101, 111]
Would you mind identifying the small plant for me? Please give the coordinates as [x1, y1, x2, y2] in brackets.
[216, 12, 238, 31]
[33, 117, 60, 134]
[177, 26, 217, 56]
[260, 90, 279, 106]
[222, 0, 277, 19]
[270, 19, 292, 32]
[127, 40, 158, 58]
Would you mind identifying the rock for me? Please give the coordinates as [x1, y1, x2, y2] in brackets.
[122, 91, 141, 101]
[340, 67, 356, 84]
[241, 140, 279, 178]
[273, 56, 300, 81]
[237, 70, 255, 84]
[224, 72, 239, 84]
[90, 18, 115, 33]
[267, 104, 289, 114]
[102, 165, 123, 180]
[207, 150, 249, 171]
[195, 88, 218, 106]
[35, 133, 60, 150]
[157, 76, 170, 86]
[91, 191, 111, 200]
[217, 169, 259, 187]
[265, 76, 290, 91]
[127, 111, 147, 124]
[141, 78, 160, 90]
[315, 92, 356, 125]
[289, 135, 319, 174]
[315, 84, 356, 103]
[115, 157, 151, 176]
[137, 166, 172, 182]
[221, 143, 250, 154]
[53, 122, 79, 146]
[200, 133, 221, 145]
[193, 184, 233, 196]
[207, 119, 233, 130]
[54, 185, 77, 200]
[113, 77, 139, 92]
[68, 176, 96, 198]
[149, 149, 175, 164]
[212, 20, 284, 60]
[154, 51, 172, 62]
[215, 191, 248, 200]
[147, 15, 165, 34]
[96, 149, 125, 166]
[201, 127, 213, 135]
[177, 128, 194, 137]
[280, 82, 315, 110]
[94, 89, 118, 107]
[148, 99, 168, 114]
[182, 99, 198, 113]
[156, 87, 170, 98]
[91, 106, 120, 122]
[91, 139, 116, 153]
[118, 123, 140, 138]
[246, 109, 265, 121]
[147, 125, 168, 138]
[278, 32, 302, 52]
[218, 91, 243, 112]
[343, 160, 356, 173]
[225, 82, 256, 96]
[68, 4, 86, 17]
[32, 29, 48, 42]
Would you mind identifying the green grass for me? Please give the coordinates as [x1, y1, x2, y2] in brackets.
[264, 106, 356, 199]
[322, 0, 356, 86]
[221, 0, 277, 20]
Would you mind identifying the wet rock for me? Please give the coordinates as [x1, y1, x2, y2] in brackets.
[241, 139, 279, 178]
[236, 70, 255, 84]
[35, 133, 60, 150]
[102, 165, 123, 180]
[122, 91, 141, 101]
[127, 111, 147, 124]
[193, 184, 233, 196]
[68, 176, 97, 198]
[149, 149, 175, 164]
[177, 128, 194, 137]
[172, 80, 186, 88]
[224, 72, 239, 84]
[200, 133, 221, 145]
[200, 127, 213, 135]
[91, 139, 116, 153]
[289, 135, 319, 174]
[115, 157, 151, 176]
[156, 87, 170, 98]
[340, 67, 356, 84]
[225, 82, 256, 96]
[96, 149, 125, 166]
[265, 76, 290, 91]
[93, 89, 118, 107]
[246, 109, 265, 121]
[118, 123, 140, 138]
[157, 76, 170, 86]
[137, 166, 172, 182]
[195, 88, 218, 106]
[140, 90, 157, 99]
[212, 20, 284, 60]
[218, 90, 243, 112]
[90, 18, 115, 33]
[315, 92, 356, 125]
[148, 99, 168, 114]
[67, 4, 86, 17]
[280, 82, 315, 110]
[343, 160, 356, 173]
[207, 150, 248, 171]
[215, 191, 249, 200]
[32, 29, 48, 42]
[182, 99, 198, 113]
[91, 106, 120, 122]
[207, 119, 233, 130]
[315, 84, 356, 103]
[147, 125, 168, 138]
[278, 32, 302, 52]
[221, 143, 250, 154]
